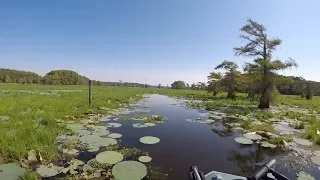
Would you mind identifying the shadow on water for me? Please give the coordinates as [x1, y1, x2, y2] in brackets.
[107, 95, 319, 180]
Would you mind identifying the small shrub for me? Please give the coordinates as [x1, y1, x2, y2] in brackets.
[250, 123, 275, 133]
[253, 111, 274, 120]
[304, 121, 320, 145]
[269, 136, 293, 148]
[22, 171, 39, 180]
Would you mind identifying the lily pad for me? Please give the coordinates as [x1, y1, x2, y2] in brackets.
[205, 119, 215, 124]
[197, 120, 207, 124]
[144, 123, 156, 127]
[138, 156, 152, 163]
[36, 165, 61, 177]
[92, 129, 111, 137]
[260, 142, 277, 148]
[66, 124, 84, 132]
[108, 133, 123, 139]
[112, 161, 147, 180]
[96, 151, 124, 164]
[297, 172, 315, 180]
[311, 155, 320, 165]
[83, 164, 93, 172]
[133, 123, 148, 128]
[209, 115, 223, 120]
[107, 123, 122, 128]
[87, 145, 100, 152]
[243, 132, 262, 141]
[66, 149, 79, 155]
[234, 137, 253, 145]
[293, 137, 313, 146]
[0, 163, 26, 180]
[139, 136, 160, 145]
[80, 135, 117, 147]
[78, 129, 91, 136]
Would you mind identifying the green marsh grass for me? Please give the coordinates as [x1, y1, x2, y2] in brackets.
[0, 84, 150, 161]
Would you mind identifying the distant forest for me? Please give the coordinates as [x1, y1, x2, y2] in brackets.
[1, 68, 320, 96]
[0, 68, 151, 88]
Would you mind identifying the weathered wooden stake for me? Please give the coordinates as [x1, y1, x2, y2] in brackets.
[89, 80, 93, 108]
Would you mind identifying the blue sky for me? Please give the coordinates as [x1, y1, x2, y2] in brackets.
[1, 0, 319, 85]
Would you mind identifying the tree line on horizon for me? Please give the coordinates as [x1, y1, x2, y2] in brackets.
[171, 19, 316, 108]
[0, 68, 155, 88]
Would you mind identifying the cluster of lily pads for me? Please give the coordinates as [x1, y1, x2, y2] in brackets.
[234, 132, 277, 148]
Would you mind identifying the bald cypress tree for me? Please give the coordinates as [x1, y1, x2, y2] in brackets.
[234, 19, 297, 109]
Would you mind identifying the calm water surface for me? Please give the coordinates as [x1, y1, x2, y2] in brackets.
[109, 95, 319, 180]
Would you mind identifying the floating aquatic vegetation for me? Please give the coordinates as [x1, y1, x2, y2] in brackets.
[91, 129, 111, 137]
[108, 133, 123, 139]
[65, 149, 79, 156]
[107, 123, 122, 128]
[243, 132, 262, 141]
[83, 164, 93, 172]
[209, 115, 223, 120]
[138, 156, 152, 163]
[311, 155, 320, 165]
[87, 145, 100, 152]
[0, 163, 26, 180]
[293, 137, 313, 146]
[60, 159, 84, 174]
[196, 118, 201, 120]
[205, 119, 215, 124]
[78, 129, 91, 136]
[133, 123, 148, 128]
[199, 113, 209, 117]
[234, 137, 253, 145]
[297, 172, 315, 180]
[260, 142, 277, 148]
[197, 120, 207, 124]
[144, 123, 156, 127]
[36, 165, 62, 177]
[56, 135, 79, 143]
[27, 150, 38, 161]
[139, 136, 160, 145]
[96, 151, 124, 164]
[112, 161, 147, 180]
[79, 135, 117, 147]
[66, 124, 84, 132]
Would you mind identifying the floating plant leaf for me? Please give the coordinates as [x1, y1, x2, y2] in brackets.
[209, 115, 223, 120]
[138, 156, 152, 163]
[297, 172, 315, 180]
[234, 137, 253, 145]
[133, 123, 148, 128]
[78, 129, 91, 137]
[260, 142, 277, 148]
[311, 155, 320, 165]
[107, 123, 122, 128]
[205, 120, 215, 124]
[36, 165, 61, 177]
[144, 123, 156, 127]
[197, 120, 207, 124]
[199, 113, 209, 117]
[69, 159, 84, 169]
[293, 137, 313, 146]
[87, 145, 100, 152]
[96, 151, 124, 164]
[112, 161, 147, 180]
[139, 136, 160, 145]
[243, 132, 262, 141]
[66, 124, 84, 132]
[108, 133, 122, 139]
[66, 149, 79, 156]
[0, 163, 26, 180]
[80, 135, 117, 147]
[92, 129, 110, 137]
[83, 164, 93, 172]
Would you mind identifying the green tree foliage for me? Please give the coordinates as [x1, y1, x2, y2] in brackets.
[306, 82, 313, 100]
[207, 71, 222, 96]
[43, 70, 89, 85]
[215, 60, 240, 99]
[0, 69, 41, 84]
[171, 80, 186, 89]
[234, 19, 297, 109]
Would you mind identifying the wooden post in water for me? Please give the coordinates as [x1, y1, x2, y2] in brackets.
[89, 80, 93, 108]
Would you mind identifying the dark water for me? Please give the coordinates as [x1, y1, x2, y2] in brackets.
[109, 95, 319, 180]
